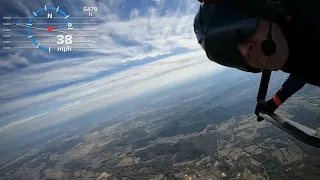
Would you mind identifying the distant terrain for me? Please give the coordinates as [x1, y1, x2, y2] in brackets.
[1, 70, 320, 180]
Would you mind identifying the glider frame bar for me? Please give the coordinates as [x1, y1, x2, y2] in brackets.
[259, 112, 320, 148]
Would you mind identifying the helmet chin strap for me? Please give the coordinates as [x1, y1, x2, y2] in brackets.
[261, 22, 276, 56]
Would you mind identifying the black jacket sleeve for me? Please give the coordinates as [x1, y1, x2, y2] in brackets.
[274, 74, 306, 105]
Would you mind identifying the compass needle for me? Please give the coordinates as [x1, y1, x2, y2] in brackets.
[47, 26, 56, 32]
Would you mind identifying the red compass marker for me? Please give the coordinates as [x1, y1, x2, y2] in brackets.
[47, 26, 56, 32]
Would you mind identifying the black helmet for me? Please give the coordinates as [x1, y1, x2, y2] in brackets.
[194, 1, 263, 73]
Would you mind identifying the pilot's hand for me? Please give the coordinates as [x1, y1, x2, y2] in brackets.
[255, 99, 279, 121]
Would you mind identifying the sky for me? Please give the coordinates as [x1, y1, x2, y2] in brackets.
[0, 0, 227, 138]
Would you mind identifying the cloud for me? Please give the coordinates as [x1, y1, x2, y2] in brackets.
[130, 8, 139, 19]
[153, 0, 163, 6]
[0, 53, 29, 69]
[92, 10, 198, 57]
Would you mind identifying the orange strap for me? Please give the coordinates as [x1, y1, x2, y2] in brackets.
[273, 95, 283, 106]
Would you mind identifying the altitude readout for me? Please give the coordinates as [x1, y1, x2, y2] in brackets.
[83, 7, 98, 12]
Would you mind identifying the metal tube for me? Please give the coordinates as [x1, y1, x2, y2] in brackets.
[257, 70, 271, 102]
[260, 112, 320, 148]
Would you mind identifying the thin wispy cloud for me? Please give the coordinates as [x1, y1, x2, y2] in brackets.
[0, 53, 29, 69]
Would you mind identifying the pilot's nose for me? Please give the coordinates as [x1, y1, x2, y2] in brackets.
[237, 42, 253, 60]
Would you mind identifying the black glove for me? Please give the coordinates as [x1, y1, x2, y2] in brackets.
[255, 99, 279, 121]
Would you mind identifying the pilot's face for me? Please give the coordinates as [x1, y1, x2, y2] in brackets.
[237, 18, 289, 71]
